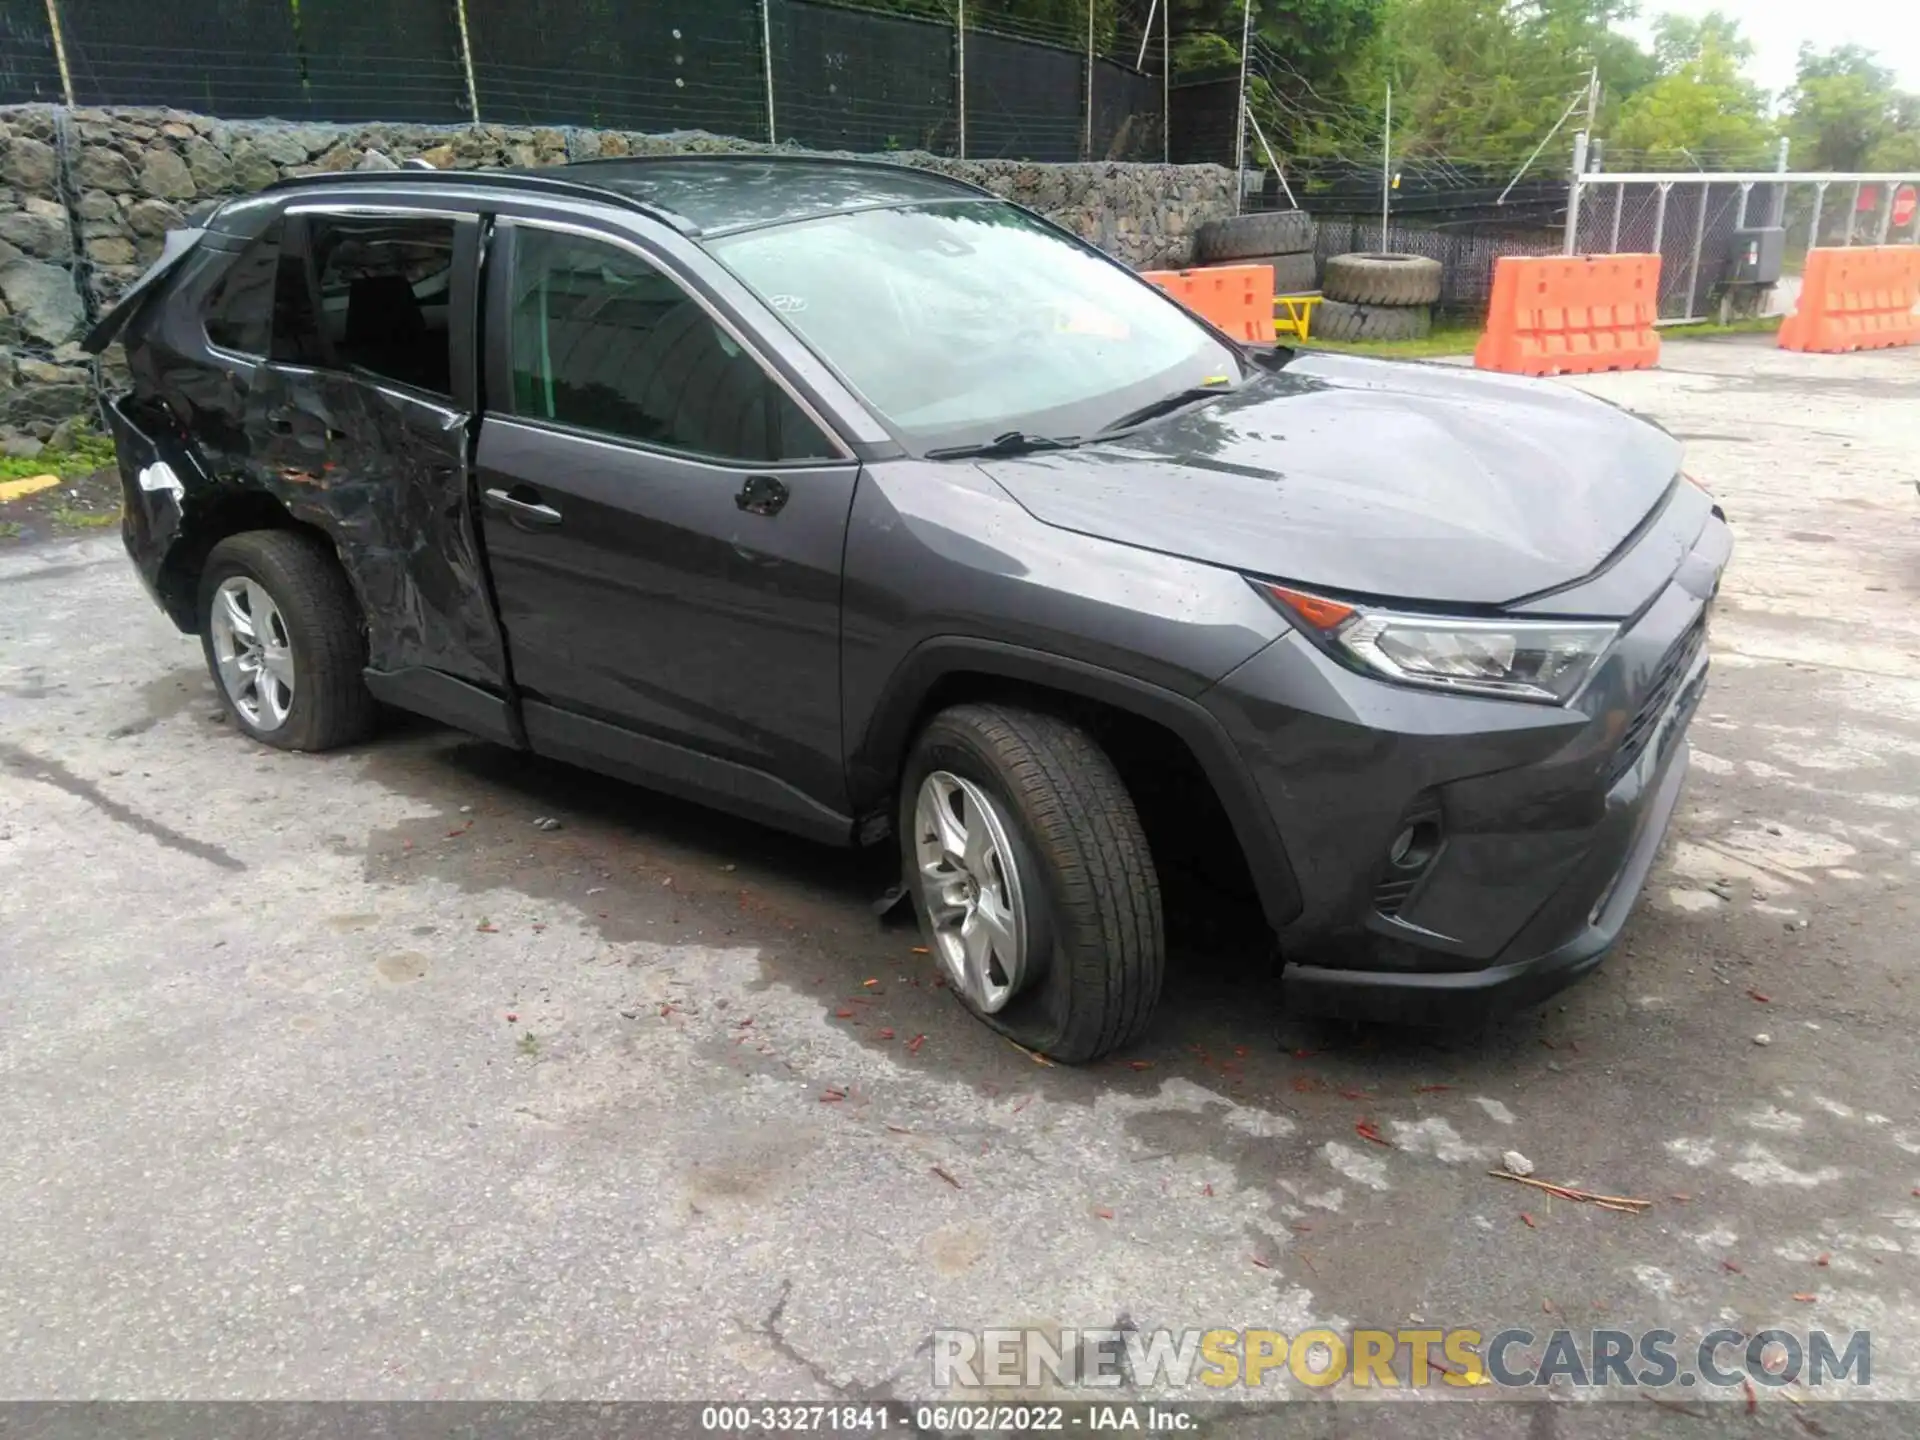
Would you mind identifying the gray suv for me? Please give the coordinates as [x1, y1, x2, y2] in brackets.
[91, 155, 1729, 1061]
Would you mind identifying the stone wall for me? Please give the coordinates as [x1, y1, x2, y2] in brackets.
[0, 105, 1236, 442]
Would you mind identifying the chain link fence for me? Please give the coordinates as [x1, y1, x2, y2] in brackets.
[1572, 173, 1920, 322]
[0, 0, 1166, 164]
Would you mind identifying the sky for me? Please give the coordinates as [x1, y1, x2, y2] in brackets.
[1627, 0, 1920, 99]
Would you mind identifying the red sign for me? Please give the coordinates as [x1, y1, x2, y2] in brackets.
[1894, 184, 1918, 229]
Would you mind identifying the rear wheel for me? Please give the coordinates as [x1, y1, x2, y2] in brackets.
[198, 530, 377, 752]
[901, 704, 1164, 1063]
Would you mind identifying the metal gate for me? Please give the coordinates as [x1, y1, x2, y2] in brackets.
[1568, 170, 1920, 324]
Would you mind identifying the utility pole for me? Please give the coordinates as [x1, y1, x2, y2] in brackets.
[1233, 0, 1252, 208]
[1162, 0, 1170, 164]
[1562, 67, 1599, 254]
[760, 0, 777, 143]
[1084, 0, 1095, 160]
[1380, 81, 1391, 250]
[453, 0, 480, 123]
[956, 0, 966, 158]
[43, 0, 75, 107]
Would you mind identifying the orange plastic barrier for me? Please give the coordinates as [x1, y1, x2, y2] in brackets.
[1140, 264, 1275, 344]
[1778, 246, 1920, 353]
[1474, 254, 1661, 376]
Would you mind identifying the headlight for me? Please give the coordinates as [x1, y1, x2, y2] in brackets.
[1258, 583, 1616, 704]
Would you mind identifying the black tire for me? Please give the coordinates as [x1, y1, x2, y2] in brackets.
[1313, 298, 1432, 343]
[1195, 210, 1315, 263]
[197, 529, 377, 752]
[1321, 251, 1443, 306]
[900, 704, 1164, 1063]
[1242, 251, 1318, 295]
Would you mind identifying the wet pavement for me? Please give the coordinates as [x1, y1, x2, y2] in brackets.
[1, 339, 1917, 1428]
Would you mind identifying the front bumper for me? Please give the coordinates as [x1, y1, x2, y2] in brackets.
[1204, 502, 1725, 1026]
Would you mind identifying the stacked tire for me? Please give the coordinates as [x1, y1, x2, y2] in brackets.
[1192, 210, 1317, 297]
[1316, 252, 1443, 342]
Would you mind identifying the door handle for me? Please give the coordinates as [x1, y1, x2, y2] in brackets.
[735, 474, 790, 517]
[483, 487, 563, 527]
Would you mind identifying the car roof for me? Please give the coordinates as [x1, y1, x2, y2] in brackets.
[249, 154, 992, 239]
[554, 155, 991, 235]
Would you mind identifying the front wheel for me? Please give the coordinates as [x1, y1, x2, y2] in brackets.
[198, 529, 377, 752]
[900, 703, 1164, 1063]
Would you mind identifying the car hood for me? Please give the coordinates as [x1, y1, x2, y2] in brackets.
[977, 351, 1683, 608]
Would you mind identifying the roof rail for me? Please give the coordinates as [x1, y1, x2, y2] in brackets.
[254, 166, 693, 230]
[558, 151, 994, 198]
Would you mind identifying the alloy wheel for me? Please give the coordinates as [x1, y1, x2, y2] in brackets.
[913, 770, 1029, 1013]
[208, 576, 295, 731]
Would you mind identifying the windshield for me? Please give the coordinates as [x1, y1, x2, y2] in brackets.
[705, 200, 1245, 453]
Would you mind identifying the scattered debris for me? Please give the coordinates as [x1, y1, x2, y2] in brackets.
[1200, 1183, 1213, 1196]
[1094, 1207, 1114, 1220]
[1722, 1260, 1743, 1274]
[877, 1028, 895, 1040]
[1520, 1212, 1537, 1228]
[1708, 883, 1735, 901]
[1816, 1253, 1830, 1266]
[1792, 1292, 1817, 1302]
[834, 1008, 855, 1019]
[1414, 1083, 1453, 1093]
[862, 978, 879, 988]
[475, 918, 498, 933]
[1489, 1171, 1653, 1213]
[1127, 1060, 1154, 1071]
[910, 945, 930, 954]
[1502, 1150, 1535, 1178]
[505, 1012, 518, 1023]
[1250, 1255, 1271, 1269]
[820, 1088, 847, 1103]
[907, 1034, 926, 1054]
[1354, 1120, 1391, 1147]
[1754, 1033, 1773, 1046]
[531, 816, 562, 831]
[1747, 989, 1771, 1003]
[885, 1124, 911, 1134]
[1005, 1037, 1055, 1066]
[459, 804, 472, 814]
[931, 1166, 961, 1189]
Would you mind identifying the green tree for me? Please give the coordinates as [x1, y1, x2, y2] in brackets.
[1785, 44, 1920, 170]
[1608, 10, 1773, 165]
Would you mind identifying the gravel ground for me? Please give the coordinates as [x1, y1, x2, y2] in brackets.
[1, 339, 1917, 1432]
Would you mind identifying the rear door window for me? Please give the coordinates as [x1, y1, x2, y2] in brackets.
[505, 226, 835, 464]
[275, 214, 456, 396]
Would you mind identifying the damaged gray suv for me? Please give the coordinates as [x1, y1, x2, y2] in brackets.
[92, 155, 1729, 1061]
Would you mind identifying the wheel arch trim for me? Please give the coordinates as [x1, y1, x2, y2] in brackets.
[852, 636, 1303, 931]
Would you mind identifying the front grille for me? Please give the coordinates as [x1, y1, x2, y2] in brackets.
[1606, 617, 1706, 787]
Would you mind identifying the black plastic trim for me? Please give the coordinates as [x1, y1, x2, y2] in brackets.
[364, 667, 522, 748]
[522, 701, 855, 847]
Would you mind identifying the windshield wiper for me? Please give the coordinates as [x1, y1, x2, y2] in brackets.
[1098, 385, 1233, 435]
[924, 431, 1082, 460]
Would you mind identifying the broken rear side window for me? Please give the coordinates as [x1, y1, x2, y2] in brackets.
[279, 215, 456, 397]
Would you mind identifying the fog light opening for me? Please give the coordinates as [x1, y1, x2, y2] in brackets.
[1388, 820, 1441, 871]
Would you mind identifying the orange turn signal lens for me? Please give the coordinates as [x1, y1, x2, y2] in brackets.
[1263, 584, 1357, 632]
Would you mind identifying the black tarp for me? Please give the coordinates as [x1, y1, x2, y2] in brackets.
[771, 0, 953, 154]
[57, 0, 306, 115]
[1090, 57, 1156, 161]
[0, 2, 61, 104]
[53, 0, 465, 119]
[964, 28, 1080, 161]
[292, 0, 469, 123]
[465, 0, 767, 136]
